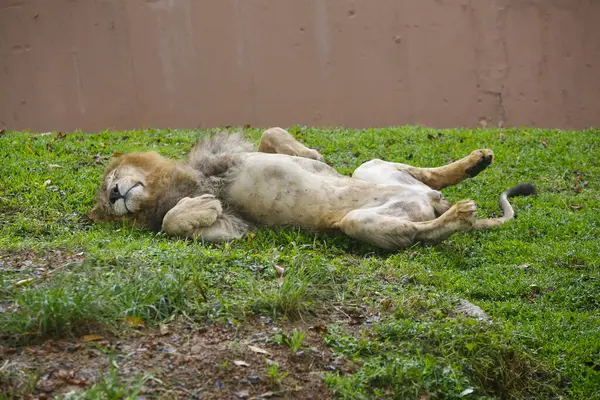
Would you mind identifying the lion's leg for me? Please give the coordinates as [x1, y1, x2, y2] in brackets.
[161, 195, 248, 241]
[338, 200, 477, 250]
[353, 149, 494, 190]
[257, 127, 323, 161]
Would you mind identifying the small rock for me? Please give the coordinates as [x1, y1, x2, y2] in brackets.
[190, 344, 203, 354]
[233, 390, 249, 398]
[159, 324, 170, 336]
[455, 300, 490, 322]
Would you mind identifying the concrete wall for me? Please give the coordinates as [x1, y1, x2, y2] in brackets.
[1, 0, 599, 132]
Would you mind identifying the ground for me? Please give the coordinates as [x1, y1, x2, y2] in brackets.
[0, 127, 599, 399]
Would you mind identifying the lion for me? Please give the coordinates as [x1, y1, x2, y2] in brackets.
[89, 128, 536, 250]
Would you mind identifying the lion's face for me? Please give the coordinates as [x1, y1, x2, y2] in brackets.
[99, 164, 148, 217]
[89, 152, 174, 223]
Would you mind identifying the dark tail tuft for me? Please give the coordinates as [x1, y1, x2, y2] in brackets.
[505, 183, 537, 198]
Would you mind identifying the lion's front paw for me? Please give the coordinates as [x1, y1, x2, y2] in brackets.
[465, 149, 494, 177]
[162, 196, 223, 236]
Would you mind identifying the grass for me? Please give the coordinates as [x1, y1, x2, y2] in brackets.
[0, 126, 599, 399]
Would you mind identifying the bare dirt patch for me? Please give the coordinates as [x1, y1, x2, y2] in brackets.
[0, 249, 85, 287]
[1, 317, 339, 399]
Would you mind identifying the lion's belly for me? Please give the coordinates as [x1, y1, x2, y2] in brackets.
[225, 154, 437, 229]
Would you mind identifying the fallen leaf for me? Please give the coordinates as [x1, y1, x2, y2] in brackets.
[248, 345, 271, 355]
[55, 369, 73, 380]
[125, 316, 146, 329]
[15, 278, 35, 287]
[67, 377, 88, 386]
[570, 205, 584, 211]
[81, 334, 104, 342]
[380, 298, 393, 310]
[247, 232, 257, 243]
[234, 360, 250, 367]
[541, 140, 548, 148]
[460, 388, 474, 396]
[26, 144, 33, 153]
[43, 179, 52, 187]
[159, 324, 170, 335]
[0, 128, 5, 137]
[48, 164, 62, 168]
[518, 264, 530, 270]
[233, 390, 249, 399]
[310, 325, 328, 334]
[265, 358, 278, 366]
[251, 392, 274, 400]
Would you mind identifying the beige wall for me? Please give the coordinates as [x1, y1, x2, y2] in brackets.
[1, 0, 599, 132]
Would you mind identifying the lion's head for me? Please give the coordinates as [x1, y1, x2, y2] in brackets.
[88, 152, 177, 225]
[89, 135, 249, 231]
[89, 151, 218, 231]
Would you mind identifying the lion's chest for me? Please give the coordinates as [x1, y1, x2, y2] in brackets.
[225, 154, 343, 228]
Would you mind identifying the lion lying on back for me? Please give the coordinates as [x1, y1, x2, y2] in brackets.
[89, 128, 536, 250]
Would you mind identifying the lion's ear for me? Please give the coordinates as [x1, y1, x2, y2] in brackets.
[87, 205, 102, 222]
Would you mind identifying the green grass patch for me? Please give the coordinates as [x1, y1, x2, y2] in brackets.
[1, 126, 599, 398]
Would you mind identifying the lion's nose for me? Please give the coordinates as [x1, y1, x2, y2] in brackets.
[109, 185, 121, 204]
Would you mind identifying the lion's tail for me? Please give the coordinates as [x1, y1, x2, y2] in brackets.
[473, 183, 537, 231]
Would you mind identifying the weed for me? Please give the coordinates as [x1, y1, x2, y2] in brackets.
[63, 370, 145, 400]
[284, 328, 306, 354]
[266, 362, 289, 387]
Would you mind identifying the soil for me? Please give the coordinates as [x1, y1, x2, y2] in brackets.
[1, 250, 368, 399]
[0, 316, 345, 399]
